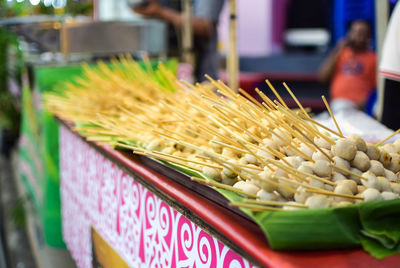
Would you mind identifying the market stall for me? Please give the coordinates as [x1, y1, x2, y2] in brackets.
[59, 121, 400, 268]
[4, 1, 400, 267]
[46, 58, 400, 267]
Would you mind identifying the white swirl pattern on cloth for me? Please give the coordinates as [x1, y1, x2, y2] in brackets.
[60, 125, 254, 268]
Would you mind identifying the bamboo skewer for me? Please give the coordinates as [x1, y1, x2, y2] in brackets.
[266, 158, 336, 186]
[330, 165, 368, 181]
[291, 125, 334, 162]
[272, 175, 328, 191]
[275, 101, 335, 145]
[191, 177, 257, 198]
[162, 138, 253, 183]
[86, 136, 115, 142]
[235, 140, 274, 171]
[143, 150, 222, 169]
[282, 82, 311, 121]
[243, 198, 308, 208]
[153, 128, 208, 147]
[301, 115, 344, 138]
[197, 124, 239, 147]
[376, 128, 400, 146]
[210, 140, 247, 154]
[211, 157, 299, 194]
[321, 95, 343, 137]
[229, 202, 286, 211]
[305, 189, 364, 200]
[255, 88, 276, 111]
[238, 88, 265, 110]
[240, 99, 265, 120]
[280, 123, 317, 153]
[211, 106, 263, 142]
[266, 80, 288, 108]
[134, 151, 203, 172]
[272, 103, 317, 138]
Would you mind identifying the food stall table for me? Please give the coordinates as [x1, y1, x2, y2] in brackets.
[59, 122, 400, 268]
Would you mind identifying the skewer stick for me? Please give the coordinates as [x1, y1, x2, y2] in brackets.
[255, 118, 300, 152]
[266, 158, 336, 186]
[270, 125, 300, 148]
[201, 95, 255, 130]
[274, 125, 315, 162]
[305, 189, 364, 200]
[166, 139, 252, 183]
[243, 199, 308, 208]
[321, 95, 343, 137]
[207, 117, 252, 147]
[238, 88, 265, 110]
[197, 124, 239, 147]
[86, 136, 115, 142]
[203, 154, 263, 185]
[236, 164, 264, 171]
[298, 114, 343, 138]
[255, 88, 275, 110]
[265, 160, 308, 183]
[209, 114, 263, 145]
[330, 165, 367, 181]
[213, 160, 298, 194]
[219, 79, 239, 96]
[262, 95, 278, 111]
[263, 146, 290, 164]
[195, 147, 262, 172]
[273, 176, 330, 191]
[376, 128, 400, 146]
[273, 102, 321, 139]
[211, 106, 262, 142]
[191, 177, 257, 198]
[145, 150, 222, 169]
[240, 98, 265, 120]
[229, 202, 286, 211]
[235, 140, 274, 171]
[223, 105, 257, 130]
[197, 154, 264, 171]
[280, 123, 316, 153]
[188, 102, 219, 120]
[204, 75, 235, 99]
[75, 128, 124, 136]
[210, 140, 247, 154]
[292, 125, 334, 162]
[170, 108, 236, 147]
[266, 80, 288, 108]
[217, 102, 274, 136]
[135, 151, 203, 172]
[240, 99, 267, 119]
[153, 128, 208, 147]
[282, 82, 311, 120]
[274, 101, 335, 145]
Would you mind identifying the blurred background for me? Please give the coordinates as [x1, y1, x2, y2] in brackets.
[0, 0, 399, 267]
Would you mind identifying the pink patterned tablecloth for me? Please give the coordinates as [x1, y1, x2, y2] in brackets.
[60, 125, 254, 268]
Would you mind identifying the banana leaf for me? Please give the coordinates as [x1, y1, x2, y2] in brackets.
[152, 159, 400, 259]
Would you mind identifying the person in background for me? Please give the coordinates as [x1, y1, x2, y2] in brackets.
[378, 2, 400, 130]
[132, 0, 225, 82]
[319, 20, 376, 112]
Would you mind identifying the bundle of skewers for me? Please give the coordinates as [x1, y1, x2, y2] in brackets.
[45, 56, 400, 212]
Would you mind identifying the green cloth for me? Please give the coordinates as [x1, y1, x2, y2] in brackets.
[19, 64, 84, 248]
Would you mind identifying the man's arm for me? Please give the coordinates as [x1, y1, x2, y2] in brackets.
[318, 40, 347, 83]
[133, 1, 216, 38]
